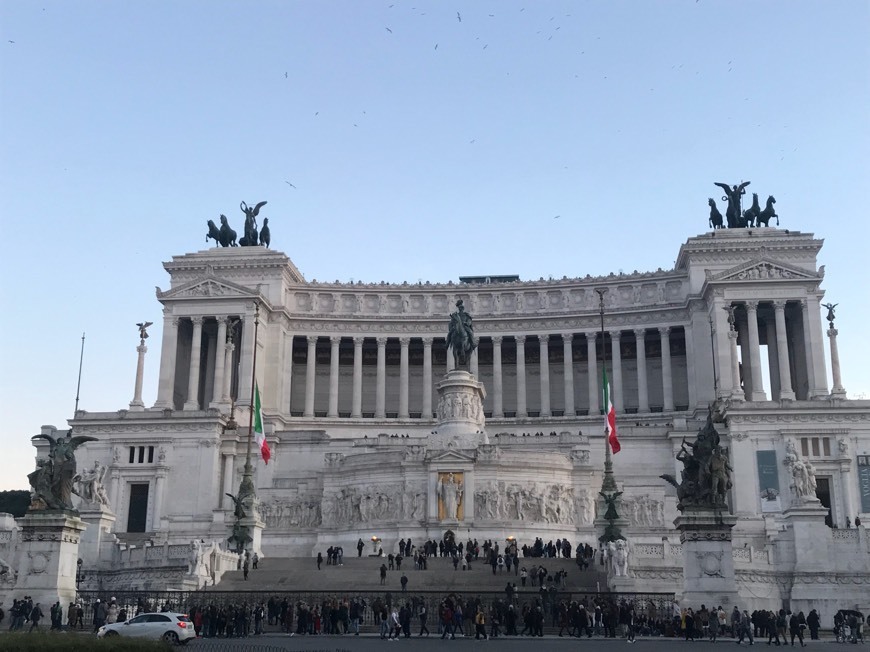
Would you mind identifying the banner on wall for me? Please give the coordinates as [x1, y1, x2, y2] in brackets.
[858, 455, 870, 514]
[756, 450, 782, 512]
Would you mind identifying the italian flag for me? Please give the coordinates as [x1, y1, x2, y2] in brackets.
[603, 366, 621, 454]
[254, 382, 271, 464]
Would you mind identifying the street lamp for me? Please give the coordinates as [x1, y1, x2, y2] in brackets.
[75, 558, 85, 588]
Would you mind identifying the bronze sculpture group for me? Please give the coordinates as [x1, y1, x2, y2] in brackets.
[660, 409, 733, 511]
[27, 429, 97, 513]
[446, 299, 477, 369]
[708, 181, 778, 229]
[206, 200, 272, 248]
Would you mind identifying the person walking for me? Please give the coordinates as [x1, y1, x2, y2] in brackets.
[418, 603, 430, 636]
[252, 552, 259, 570]
[243, 556, 249, 581]
[400, 574, 408, 593]
[316, 552, 323, 570]
[474, 606, 487, 640]
[806, 609, 820, 640]
[736, 609, 754, 645]
[357, 538, 365, 557]
[28, 604, 44, 632]
[380, 563, 388, 585]
[789, 611, 806, 647]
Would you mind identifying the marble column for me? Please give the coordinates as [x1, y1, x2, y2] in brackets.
[470, 347, 479, 377]
[280, 333, 293, 413]
[728, 330, 743, 401]
[736, 315, 752, 399]
[562, 334, 575, 417]
[304, 335, 317, 417]
[153, 471, 167, 528]
[445, 341, 456, 372]
[376, 337, 387, 418]
[839, 463, 854, 527]
[586, 332, 598, 414]
[516, 335, 527, 417]
[773, 301, 795, 400]
[209, 318, 228, 409]
[492, 336, 504, 417]
[153, 314, 179, 409]
[765, 318, 781, 400]
[609, 330, 624, 412]
[828, 327, 847, 398]
[798, 300, 817, 398]
[745, 302, 767, 401]
[183, 317, 204, 410]
[109, 470, 120, 512]
[635, 329, 649, 413]
[221, 454, 235, 509]
[222, 337, 235, 404]
[660, 327, 674, 411]
[422, 337, 433, 418]
[352, 337, 364, 417]
[328, 336, 341, 417]
[237, 315, 255, 407]
[539, 335, 551, 417]
[399, 337, 410, 418]
[805, 297, 830, 397]
[130, 341, 148, 411]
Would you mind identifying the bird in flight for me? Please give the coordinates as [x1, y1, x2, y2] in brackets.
[386, 27, 392, 33]
[8, 40, 15, 44]
[284, 72, 288, 78]
[434, 43, 438, 50]
[457, 11, 461, 22]
[285, 181, 296, 188]
[554, 215, 561, 219]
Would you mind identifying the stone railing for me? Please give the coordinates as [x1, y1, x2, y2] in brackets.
[633, 541, 770, 565]
[831, 528, 858, 541]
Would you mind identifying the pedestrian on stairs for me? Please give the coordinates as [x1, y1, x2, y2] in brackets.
[357, 538, 365, 557]
[316, 552, 323, 570]
[380, 563, 388, 585]
[252, 552, 259, 570]
[400, 574, 408, 592]
[243, 556, 249, 581]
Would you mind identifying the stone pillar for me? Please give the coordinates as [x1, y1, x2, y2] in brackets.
[129, 341, 148, 411]
[660, 327, 674, 411]
[766, 318, 781, 400]
[635, 329, 649, 413]
[210, 318, 228, 409]
[586, 332, 598, 414]
[728, 331, 743, 401]
[328, 336, 341, 417]
[773, 301, 795, 400]
[304, 335, 317, 417]
[399, 337, 410, 418]
[562, 333, 575, 417]
[221, 454, 235, 509]
[445, 341, 455, 372]
[798, 300, 817, 398]
[609, 330, 624, 412]
[515, 335, 527, 417]
[153, 314, 179, 409]
[280, 333, 293, 412]
[153, 470, 167, 527]
[221, 338, 235, 403]
[736, 315, 752, 399]
[376, 337, 387, 418]
[840, 462, 854, 527]
[422, 337, 433, 418]
[470, 347, 479, 377]
[675, 507, 740, 611]
[492, 336, 504, 417]
[745, 302, 767, 401]
[539, 335, 551, 417]
[828, 327, 847, 398]
[109, 470, 120, 511]
[804, 297, 830, 397]
[237, 315, 255, 407]
[352, 337, 364, 417]
[183, 317, 204, 410]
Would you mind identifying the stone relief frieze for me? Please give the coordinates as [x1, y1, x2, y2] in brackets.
[622, 495, 665, 527]
[437, 392, 483, 423]
[320, 484, 424, 527]
[261, 495, 322, 529]
[473, 482, 595, 525]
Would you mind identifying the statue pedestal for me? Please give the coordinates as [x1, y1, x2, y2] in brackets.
[78, 507, 116, 567]
[240, 514, 265, 557]
[782, 501, 829, 573]
[608, 574, 637, 593]
[675, 507, 739, 610]
[433, 370, 487, 448]
[13, 511, 87, 609]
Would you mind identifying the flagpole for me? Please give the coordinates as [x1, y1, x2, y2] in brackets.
[595, 289, 618, 494]
[74, 332, 85, 415]
[239, 302, 260, 502]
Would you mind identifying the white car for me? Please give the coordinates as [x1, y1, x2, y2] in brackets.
[97, 611, 196, 645]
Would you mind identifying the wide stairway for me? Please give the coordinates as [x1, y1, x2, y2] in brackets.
[216, 554, 607, 594]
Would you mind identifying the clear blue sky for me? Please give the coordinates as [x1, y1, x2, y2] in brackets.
[1, 1, 868, 490]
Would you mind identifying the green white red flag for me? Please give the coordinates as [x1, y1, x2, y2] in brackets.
[603, 366, 620, 453]
[254, 382, 271, 464]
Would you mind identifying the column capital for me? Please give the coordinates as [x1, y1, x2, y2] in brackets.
[353, 336, 365, 345]
[659, 326, 671, 336]
[585, 331, 597, 342]
[306, 335, 318, 346]
[772, 300, 787, 311]
[797, 298, 808, 310]
[633, 328, 646, 338]
[422, 336, 434, 346]
[607, 329, 621, 339]
[827, 327, 838, 338]
[376, 336, 388, 346]
[539, 334, 551, 344]
[491, 335, 503, 345]
[515, 335, 526, 344]
[171, 317, 180, 327]
[744, 300, 759, 313]
[190, 316, 204, 326]
[560, 332, 574, 342]
[399, 336, 411, 346]
[329, 335, 342, 345]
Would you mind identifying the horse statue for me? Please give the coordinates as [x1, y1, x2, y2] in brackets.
[239, 200, 267, 246]
[206, 220, 222, 246]
[446, 299, 477, 369]
[219, 214, 238, 247]
[259, 217, 271, 248]
[756, 195, 778, 226]
[742, 192, 761, 227]
[708, 198, 724, 229]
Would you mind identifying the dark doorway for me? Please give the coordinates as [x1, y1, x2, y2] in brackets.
[815, 477, 832, 527]
[127, 483, 149, 532]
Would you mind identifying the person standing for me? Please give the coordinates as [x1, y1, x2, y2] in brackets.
[418, 603, 430, 637]
[357, 538, 364, 557]
[252, 552, 259, 570]
[474, 606, 487, 640]
[400, 574, 408, 593]
[243, 556, 250, 581]
[316, 552, 323, 570]
[789, 611, 806, 647]
[806, 609, 820, 640]
[28, 603, 44, 632]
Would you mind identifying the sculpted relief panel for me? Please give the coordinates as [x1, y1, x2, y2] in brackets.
[261, 495, 322, 529]
[473, 482, 596, 525]
[320, 484, 425, 528]
[621, 495, 665, 527]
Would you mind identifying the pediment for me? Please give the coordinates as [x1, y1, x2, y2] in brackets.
[157, 276, 258, 301]
[707, 258, 819, 283]
[427, 448, 476, 464]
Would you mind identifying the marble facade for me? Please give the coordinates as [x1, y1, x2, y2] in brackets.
[6, 227, 869, 616]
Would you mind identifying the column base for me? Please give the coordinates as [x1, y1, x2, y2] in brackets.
[830, 388, 847, 399]
[749, 391, 767, 401]
[778, 391, 795, 401]
[183, 401, 200, 411]
[128, 400, 145, 412]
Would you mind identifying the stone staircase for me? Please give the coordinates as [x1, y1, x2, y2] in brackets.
[215, 554, 608, 594]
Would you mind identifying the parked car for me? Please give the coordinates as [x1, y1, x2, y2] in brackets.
[97, 611, 196, 645]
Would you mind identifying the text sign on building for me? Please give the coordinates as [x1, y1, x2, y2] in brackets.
[756, 450, 781, 512]
[858, 455, 870, 514]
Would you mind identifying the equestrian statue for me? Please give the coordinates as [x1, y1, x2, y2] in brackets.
[446, 299, 477, 370]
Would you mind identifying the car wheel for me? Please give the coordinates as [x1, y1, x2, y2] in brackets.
[104, 631, 119, 637]
[162, 630, 180, 645]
